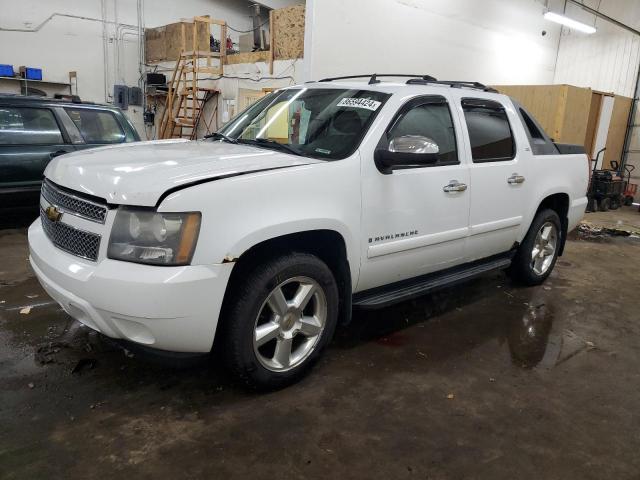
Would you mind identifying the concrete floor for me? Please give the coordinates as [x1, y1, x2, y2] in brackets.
[1, 207, 640, 479]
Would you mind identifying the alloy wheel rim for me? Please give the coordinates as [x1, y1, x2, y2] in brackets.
[531, 221, 557, 276]
[253, 276, 327, 372]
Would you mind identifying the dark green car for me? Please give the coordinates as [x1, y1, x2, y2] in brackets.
[0, 95, 140, 208]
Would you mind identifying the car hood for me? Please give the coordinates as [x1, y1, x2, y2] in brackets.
[45, 139, 320, 206]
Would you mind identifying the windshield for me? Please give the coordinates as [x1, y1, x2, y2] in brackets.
[217, 88, 391, 160]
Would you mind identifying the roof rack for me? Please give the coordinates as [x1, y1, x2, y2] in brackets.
[316, 73, 498, 93]
[405, 78, 498, 93]
[318, 74, 437, 85]
[53, 93, 83, 103]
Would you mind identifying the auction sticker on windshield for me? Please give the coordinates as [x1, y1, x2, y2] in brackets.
[337, 98, 382, 111]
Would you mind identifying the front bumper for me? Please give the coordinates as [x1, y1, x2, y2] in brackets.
[28, 219, 234, 353]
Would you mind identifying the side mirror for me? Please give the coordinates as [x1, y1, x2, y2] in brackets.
[375, 135, 439, 174]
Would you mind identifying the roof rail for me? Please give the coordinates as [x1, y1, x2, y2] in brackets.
[406, 78, 498, 93]
[318, 74, 438, 85]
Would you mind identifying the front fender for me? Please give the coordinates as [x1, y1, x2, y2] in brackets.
[158, 157, 363, 282]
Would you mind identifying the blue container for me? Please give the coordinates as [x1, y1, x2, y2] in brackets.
[0, 64, 14, 77]
[23, 67, 42, 80]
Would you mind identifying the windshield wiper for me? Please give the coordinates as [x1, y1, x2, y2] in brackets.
[240, 138, 302, 156]
[204, 132, 238, 144]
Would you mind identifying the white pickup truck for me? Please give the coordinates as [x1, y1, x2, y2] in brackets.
[29, 75, 589, 389]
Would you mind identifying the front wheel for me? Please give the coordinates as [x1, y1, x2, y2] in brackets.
[508, 209, 561, 286]
[221, 253, 339, 390]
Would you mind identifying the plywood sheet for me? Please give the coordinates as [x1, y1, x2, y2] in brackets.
[493, 85, 566, 141]
[225, 51, 270, 65]
[272, 5, 305, 60]
[560, 85, 592, 146]
[145, 21, 210, 63]
[145, 26, 167, 63]
[604, 95, 633, 169]
[584, 92, 602, 158]
[494, 84, 592, 147]
[165, 22, 210, 61]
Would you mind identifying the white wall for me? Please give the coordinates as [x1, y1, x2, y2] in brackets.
[553, 0, 640, 97]
[0, 0, 300, 134]
[303, 0, 561, 84]
[0, 0, 255, 99]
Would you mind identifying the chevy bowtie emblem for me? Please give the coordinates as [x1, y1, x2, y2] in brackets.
[45, 205, 63, 222]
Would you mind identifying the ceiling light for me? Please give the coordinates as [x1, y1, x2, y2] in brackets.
[544, 11, 597, 34]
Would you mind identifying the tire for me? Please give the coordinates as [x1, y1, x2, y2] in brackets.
[586, 198, 597, 212]
[624, 196, 634, 206]
[508, 209, 561, 286]
[609, 196, 621, 210]
[221, 252, 339, 390]
[599, 198, 610, 212]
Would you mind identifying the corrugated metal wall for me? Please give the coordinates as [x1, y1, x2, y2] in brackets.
[550, 0, 640, 180]
[554, 24, 640, 97]
[552, 0, 640, 97]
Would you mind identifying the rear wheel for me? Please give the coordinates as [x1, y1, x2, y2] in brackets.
[221, 252, 339, 390]
[599, 198, 610, 212]
[610, 196, 621, 210]
[508, 209, 561, 286]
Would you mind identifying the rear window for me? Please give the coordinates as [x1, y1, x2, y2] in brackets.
[0, 107, 63, 145]
[462, 98, 515, 162]
[65, 108, 125, 144]
[520, 108, 544, 140]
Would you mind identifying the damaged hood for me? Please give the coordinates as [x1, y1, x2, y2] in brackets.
[45, 139, 319, 206]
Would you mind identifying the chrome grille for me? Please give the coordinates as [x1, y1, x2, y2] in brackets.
[40, 208, 101, 261]
[41, 180, 107, 224]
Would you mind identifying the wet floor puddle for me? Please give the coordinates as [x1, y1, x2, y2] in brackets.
[0, 270, 600, 385]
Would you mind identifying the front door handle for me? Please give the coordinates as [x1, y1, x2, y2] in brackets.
[49, 150, 69, 159]
[508, 173, 525, 184]
[443, 180, 468, 193]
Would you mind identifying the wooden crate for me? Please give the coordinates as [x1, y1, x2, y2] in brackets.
[494, 84, 592, 146]
[604, 95, 633, 168]
[145, 21, 210, 63]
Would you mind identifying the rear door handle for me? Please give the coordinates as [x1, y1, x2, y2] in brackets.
[443, 180, 468, 193]
[508, 174, 525, 184]
[49, 150, 69, 159]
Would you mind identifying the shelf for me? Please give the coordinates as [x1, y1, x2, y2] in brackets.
[0, 77, 71, 87]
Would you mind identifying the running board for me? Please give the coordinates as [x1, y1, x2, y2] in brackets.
[352, 253, 513, 309]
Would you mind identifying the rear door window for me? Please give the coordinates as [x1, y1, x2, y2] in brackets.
[65, 108, 125, 144]
[462, 98, 515, 162]
[0, 107, 64, 145]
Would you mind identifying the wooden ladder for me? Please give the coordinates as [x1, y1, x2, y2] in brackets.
[170, 86, 219, 139]
[158, 16, 226, 139]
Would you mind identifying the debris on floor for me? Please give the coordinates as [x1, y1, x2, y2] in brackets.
[577, 221, 635, 239]
[71, 358, 98, 375]
[19, 306, 31, 314]
[35, 341, 69, 365]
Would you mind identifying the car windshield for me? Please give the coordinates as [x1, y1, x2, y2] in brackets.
[216, 88, 391, 160]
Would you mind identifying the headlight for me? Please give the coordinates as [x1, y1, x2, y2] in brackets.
[107, 208, 201, 266]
